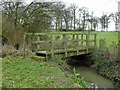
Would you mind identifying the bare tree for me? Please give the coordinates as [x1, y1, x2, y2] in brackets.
[79, 7, 89, 31]
[111, 12, 120, 31]
[99, 14, 111, 31]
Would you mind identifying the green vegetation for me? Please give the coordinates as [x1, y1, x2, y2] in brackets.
[2, 31, 119, 88]
[73, 67, 92, 88]
[1, 1, 119, 88]
[2, 55, 70, 88]
[89, 50, 119, 87]
[92, 31, 118, 47]
[2, 55, 92, 88]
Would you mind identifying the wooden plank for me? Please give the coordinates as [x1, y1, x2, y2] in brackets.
[50, 34, 54, 56]
[118, 40, 120, 61]
[23, 34, 26, 58]
[36, 48, 88, 55]
[26, 33, 96, 36]
[76, 34, 79, 55]
[86, 34, 90, 53]
[34, 39, 93, 44]
[34, 41, 50, 43]
[86, 34, 90, 47]
[73, 34, 75, 40]
[81, 34, 83, 46]
[37, 36, 40, 50]
[94, 34, 97, 47]
[63, 34, 68, 57]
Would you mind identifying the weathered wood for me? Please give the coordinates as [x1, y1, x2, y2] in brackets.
[76, 35, 79, 55]
[23, 34, 26, 58]
[94, 34, 97, 52]
[36, 48, 87, 55]
[26, 33, 96, 36]
[25, 33, 97, 58]
[37, 36, 40, 50]
[86, 34, 90, 53]
[94, 34, 97, 47]
[81, 34, 83, 47]
[34, 39, 94, 44]
[63, 34, 68, 57]
[118, 40, 120, 61]
[73, 34, 75, 40]
[86, 34, 90, 47]
[50, 34, 54, 56]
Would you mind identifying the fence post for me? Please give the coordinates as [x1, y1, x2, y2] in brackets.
[37, 35, 40, 51]
[51, 34, 54, 56]
[76, 34, 79, 55]
[86, 34, 90, 53]
[94, 34, 97, 48]
[23, 34, 26, 58]
[119, 40, 120, 61]
[73, 34, 75, 40]
[81, 34, 83, 47]
[63, 34, 67, 57]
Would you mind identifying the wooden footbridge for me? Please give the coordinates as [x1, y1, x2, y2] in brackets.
[23, 33, 97, 58]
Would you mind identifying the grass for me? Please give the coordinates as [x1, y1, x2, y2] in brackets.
[73, 67, 93, 88]
[2, 55, 74, 88]
[92, 31, 118, 47]
[2, 54, 93, 88]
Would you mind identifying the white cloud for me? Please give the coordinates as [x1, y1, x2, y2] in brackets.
[61, 0, 118, 16]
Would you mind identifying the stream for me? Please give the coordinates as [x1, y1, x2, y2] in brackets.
[67, 54, 115, 88]
[73, 66, 115, 88]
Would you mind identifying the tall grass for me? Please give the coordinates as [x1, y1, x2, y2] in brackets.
[73, 67, 93, 88]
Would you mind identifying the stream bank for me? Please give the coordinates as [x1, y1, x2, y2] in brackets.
[66, 53, 118, 88]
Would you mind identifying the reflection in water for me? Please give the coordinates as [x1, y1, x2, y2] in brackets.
[74, 66, 115, 88]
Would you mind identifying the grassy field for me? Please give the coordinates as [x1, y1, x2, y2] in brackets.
[92, 31, 118, 47]
[2, 55, 74, 88]
[2, 55, 92, 88]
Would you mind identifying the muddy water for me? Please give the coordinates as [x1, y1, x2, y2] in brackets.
[74, 66, 115, 88]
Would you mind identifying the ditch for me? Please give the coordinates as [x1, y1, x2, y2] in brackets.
[66, 54, 117, 88]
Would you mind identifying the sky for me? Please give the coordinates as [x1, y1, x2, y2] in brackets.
[60, 0, 118, 17]
[26, 0, 119, 17]
[25, 0, 120, 31]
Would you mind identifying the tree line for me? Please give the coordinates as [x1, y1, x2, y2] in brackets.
[1, 1, 120, 49]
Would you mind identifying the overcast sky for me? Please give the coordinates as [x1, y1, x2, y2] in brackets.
[26, 0, 119, 17]
[61, 0, 118, 17]
[26, 0, 120, 30]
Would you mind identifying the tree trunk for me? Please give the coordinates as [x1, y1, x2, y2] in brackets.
[74, 8, 76, 31]
[56, 17, 58, 31]
[60, 17, 62, 31]
[65, 21, 68, 31]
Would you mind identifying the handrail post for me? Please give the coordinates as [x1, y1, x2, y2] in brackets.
[37, 35, 40, 51]
[73, 34, 75, 40]
[118, 40, 120, 61]
[94, 34, 97, 51]
[23, 34, 26, 58]
[94, 34, 97, 47]
[63, 34, 67, 57]
[86, 34, 90, 53]
[51, 34, 54, 56]
[76, 34, 79, 55]
[81, 34, 83, 47]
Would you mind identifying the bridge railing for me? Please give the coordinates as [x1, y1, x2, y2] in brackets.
[23, 33, 97, 58]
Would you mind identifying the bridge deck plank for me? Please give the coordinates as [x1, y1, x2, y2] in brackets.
[36, 47, 95, 56]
